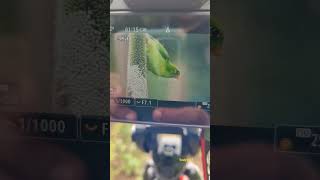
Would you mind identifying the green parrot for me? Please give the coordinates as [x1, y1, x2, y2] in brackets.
[145, 34, 180, 79]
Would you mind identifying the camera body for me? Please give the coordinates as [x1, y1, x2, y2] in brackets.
[132, 125, 202, 179]
[111, 0, 209, 10]
[132, 125, 201, 156]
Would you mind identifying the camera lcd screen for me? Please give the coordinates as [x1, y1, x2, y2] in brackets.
[110, 13, 210, 127]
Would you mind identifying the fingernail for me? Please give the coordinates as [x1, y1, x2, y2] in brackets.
[153, 109, 162, 121]
[126, 112, 136, 121]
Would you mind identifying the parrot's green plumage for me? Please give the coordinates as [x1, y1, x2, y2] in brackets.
[145, 34, 180, 79]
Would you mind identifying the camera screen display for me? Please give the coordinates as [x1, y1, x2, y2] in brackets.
[110, 13, 210, 127]
[157, 134, 182, 156]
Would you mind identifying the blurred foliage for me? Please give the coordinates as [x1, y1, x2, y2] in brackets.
[110, 123, 148, 180]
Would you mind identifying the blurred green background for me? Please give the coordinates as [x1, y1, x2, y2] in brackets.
[110, 123, 148, 180]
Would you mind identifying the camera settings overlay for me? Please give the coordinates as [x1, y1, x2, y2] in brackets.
[275, 126, 320, 154]
[20, 113, 109, 143]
